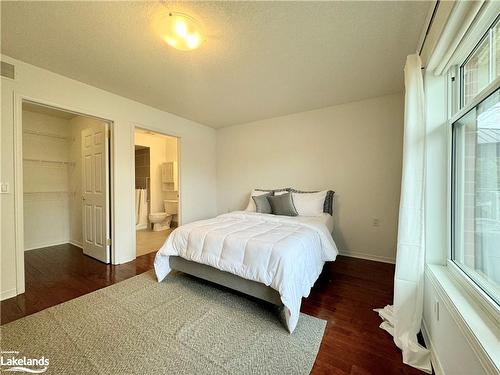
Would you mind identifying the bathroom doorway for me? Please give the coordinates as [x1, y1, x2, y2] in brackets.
[134, 128, 179, 256]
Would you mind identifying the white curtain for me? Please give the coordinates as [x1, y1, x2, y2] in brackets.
[375, 54, 431, 373]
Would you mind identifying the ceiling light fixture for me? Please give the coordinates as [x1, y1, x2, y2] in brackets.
[161, 12, 204, 51]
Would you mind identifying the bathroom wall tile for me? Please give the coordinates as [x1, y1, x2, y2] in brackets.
[136, 166, 150, 178]
[135, 154, 144, 166]
[136, 177, 146, 189]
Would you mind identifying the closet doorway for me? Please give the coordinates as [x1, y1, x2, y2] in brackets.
[134, 128, 179, 256]
[21, 101, 112, 264]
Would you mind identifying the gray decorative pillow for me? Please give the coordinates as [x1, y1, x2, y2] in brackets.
[289, 189, 335, 215]
[252, 193, 273, 214]
[267, 192, 298, 216]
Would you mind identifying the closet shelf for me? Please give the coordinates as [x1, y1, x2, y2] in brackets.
[23, 158, 75, 166]
[24, 191, 71, 194]
[23, 129, 70, 140]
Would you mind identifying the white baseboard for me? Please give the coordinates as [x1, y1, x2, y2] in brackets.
[69, 240, 83, 249]
[338, 250, 395, 264]
[1, 288, 17, 301]
[422, 319, 444, 375]
[24, 239, 70, 251]
[112, 255, 135, 265]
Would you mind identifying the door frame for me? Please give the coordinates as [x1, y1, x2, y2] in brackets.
[13, 93, 115, 295]
[131, 124, 182, 254]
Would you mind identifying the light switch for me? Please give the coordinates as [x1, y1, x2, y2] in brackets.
[1, 183, 9, 193]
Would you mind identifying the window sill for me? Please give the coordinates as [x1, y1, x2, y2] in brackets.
[425, 264, 499, 374]
[446, 260, 500, 322]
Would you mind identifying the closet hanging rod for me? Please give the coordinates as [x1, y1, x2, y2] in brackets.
[23, 129, 70, 140]
[23, 157, 74, 166]
[24, 191, 71, 194]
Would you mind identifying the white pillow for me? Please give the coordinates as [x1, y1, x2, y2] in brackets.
[274, 190, 288, 196]
[245, 190, 271, 212]
[292, 191, 327, 216]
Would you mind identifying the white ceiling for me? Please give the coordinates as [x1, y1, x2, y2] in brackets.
[2, 1, 431, 128]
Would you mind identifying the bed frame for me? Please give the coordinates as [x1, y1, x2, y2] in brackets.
[169, 256, 283, 306]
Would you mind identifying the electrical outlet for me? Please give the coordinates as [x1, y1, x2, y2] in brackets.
[372, 218, 380, 227]
[0, 183, 9, 193]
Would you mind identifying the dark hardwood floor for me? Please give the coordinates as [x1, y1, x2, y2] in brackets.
[1, 244, 424, 375]
[1, 244, 155, 325]
[305, 258, 424, 375]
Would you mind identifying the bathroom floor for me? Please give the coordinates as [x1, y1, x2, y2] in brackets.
[136, 229, 172, 256]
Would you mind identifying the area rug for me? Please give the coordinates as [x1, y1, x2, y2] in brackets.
[1, 270, 326, 374]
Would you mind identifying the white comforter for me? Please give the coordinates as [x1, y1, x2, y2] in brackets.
[154, 211, 338, 333]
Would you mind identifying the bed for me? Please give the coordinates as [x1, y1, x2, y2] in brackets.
[154, 208, 338, 333]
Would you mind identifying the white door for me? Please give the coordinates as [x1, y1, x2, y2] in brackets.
[81, 122, 110, 263]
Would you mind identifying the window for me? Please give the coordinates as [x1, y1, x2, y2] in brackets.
[462, 37, 490, 107]
[452, 88, 500, 305]
[461, 17, 500, 108]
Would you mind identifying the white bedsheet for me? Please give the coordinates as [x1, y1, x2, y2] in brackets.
[294, 213, 334, 233]
[154, 211, 338, 333]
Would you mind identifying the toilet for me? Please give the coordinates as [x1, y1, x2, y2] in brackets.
[148, 199, 178, 231]
[148, 212, 169, 231]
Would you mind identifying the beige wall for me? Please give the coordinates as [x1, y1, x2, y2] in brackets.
[216, 93, 404, 262]
[165, 135, 178, 164]
[1, 55, 217, 300]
